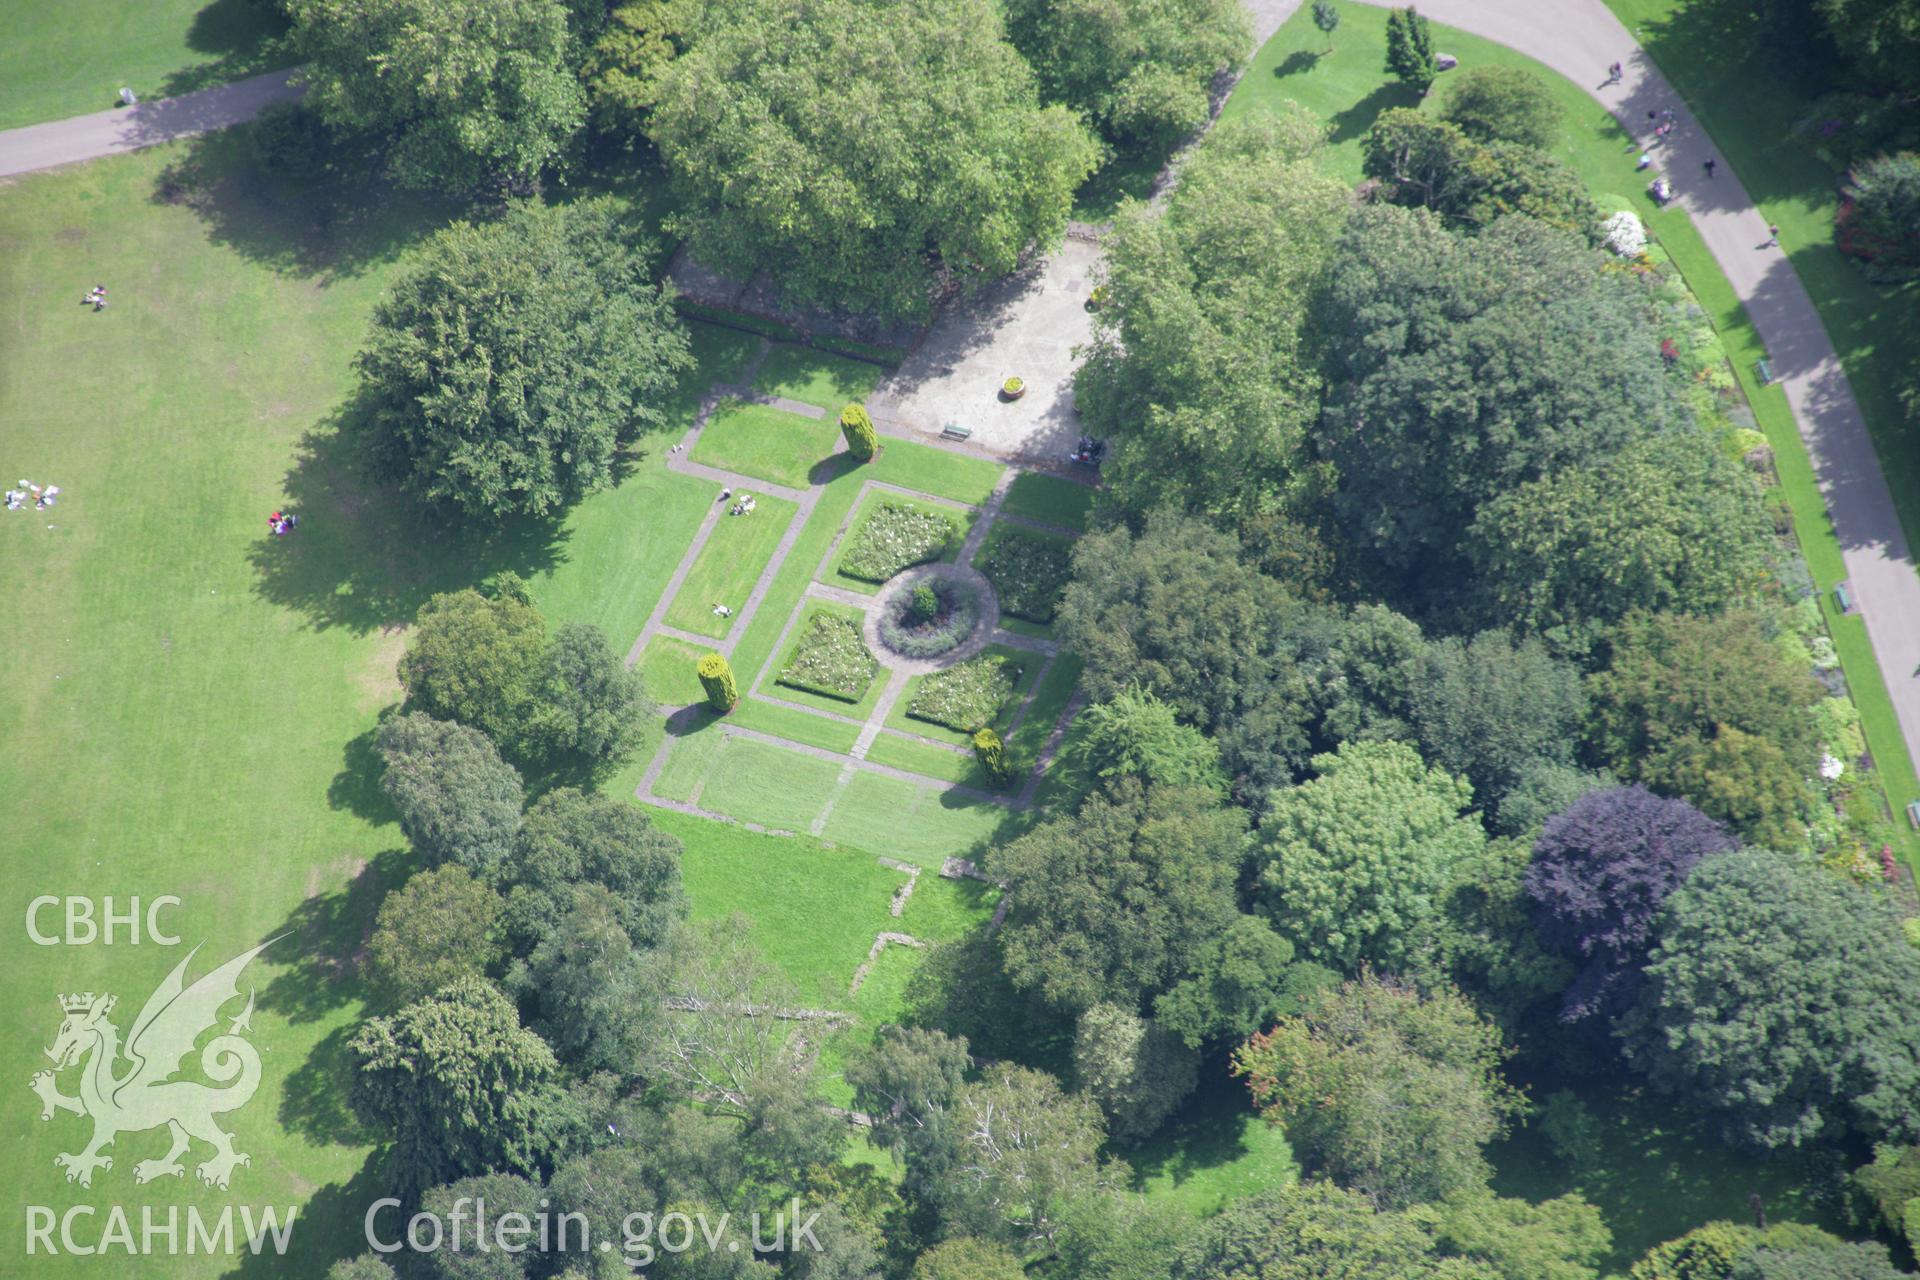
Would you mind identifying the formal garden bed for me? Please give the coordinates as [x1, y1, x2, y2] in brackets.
[907, 653, 1026, 732]
[777, 607, 879, 701]
[878, 575, 981, 660]
[974, 523, 1074, 623]
[838, 499, 962, 584]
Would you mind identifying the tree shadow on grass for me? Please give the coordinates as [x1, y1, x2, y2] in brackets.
[809, 452, 864, 486]
[255, 846, 405, 1027]
[328, 720, 398, 826]
[218, 1161, 389, 1280]
[1272, 49, 1324, 79]
[1123, 1080, 1268, 1198]
[247, 402, 569, 636]
[666, 704, 722, 738]
[1329, 81, 1422, 147]
[157, 0, 293, 99]
[154, 126, 456, 283]
[278, 1023, 373, 1149]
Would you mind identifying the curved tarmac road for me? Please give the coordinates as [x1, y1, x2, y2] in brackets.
[0, 5, 1916, 775]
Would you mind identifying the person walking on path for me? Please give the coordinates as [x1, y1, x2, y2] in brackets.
[1704, 157, 1717, 179]
[1765, 223, 1781, 248]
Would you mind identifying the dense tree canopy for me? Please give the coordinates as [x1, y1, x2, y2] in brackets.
[1153, 913, 1306, 1049]
[375, 710, 525, 875]
[1409, 629, 1585, 828]
[355, 200, 692, 520]
[1174, 1179, 1497, 1280]
[1256, 739, 1487, 973]
[1418, 836, 1575, 1038]
[398, 582, 652, 770]
[366, 864, 504, 1006]
[1812, 0, 1920, 93]
[1077, 113, 1347, 534]
[1841, 150, 1920, 277]
[647, 0, 1099, 321]
[1059, 510, 1328, 802]
[922, 1064, 1114, 1247]
[1317, 207, 1679, 590]
[347, 977, 563, 1194]
[288, 0, 584, 191]
[1361, 111, 1598, 240]
[1621, 848, 1920, 1148]
[1416, 1190, 1611, 1280]
[523, 622, 655, 764]
[1080, 686, 1227, 792]
[516, 883, 665, 1074]
[577, 1, 688, 139]
[495, 786, 686, 955]
[1005, 0, 1250, 148]
[1586, 610, 1823, 846]
[1732, 1238, 1908, 1280]
[1236, 975, 1523, 1210]
[989, 779, 1250, 1018]
[1440, 66, 1563, 150]
[398, 585, 549, 751]
[1464, 435, 1774, 638]
[1073, 1002, 1201, 1142]
[911, 1238, 1028, 1280]
[1525, 785, 1735, 1023]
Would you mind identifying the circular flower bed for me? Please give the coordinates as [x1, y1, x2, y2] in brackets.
[1001, 376, 1026, 401]
[879, 576, 980, 659]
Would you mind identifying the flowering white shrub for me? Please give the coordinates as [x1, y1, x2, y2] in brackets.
[1602, 210, 1647, 258]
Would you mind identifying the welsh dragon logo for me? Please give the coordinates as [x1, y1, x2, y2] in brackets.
[30, 940, 277, 1190]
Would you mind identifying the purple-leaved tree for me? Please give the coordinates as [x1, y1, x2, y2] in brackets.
[1525, 783, 1735, 1022]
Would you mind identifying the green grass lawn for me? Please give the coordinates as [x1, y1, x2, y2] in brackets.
[661, 490, 798, 639]
[0, 135, 419, 1279]
[862, 732, 984, 787]
[0, 124, 786, 1275]
[1232, 1, 1920, 866]
[1125, 1082, 1300, 1217]
[730, 695, 865, 755]
[691, 401, 843, 489]
[752, 343, 884, 411]
[637, 635, 711, 707]
[0, 0, 292, 130]
[654, 808, 911, 1009]
[1000, 470, 1097, 532]
[696, 735, 846, 833]
[819, 771, 1013, 863]
[685, 319, 766, 390]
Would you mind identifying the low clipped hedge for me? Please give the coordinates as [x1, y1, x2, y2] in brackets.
[975, 524, 1073, 623]
[880, 578, 979, 660]
[777, 612, 877, 702]
[911, 655, 1022, 732]
[840, 502, 959, 583]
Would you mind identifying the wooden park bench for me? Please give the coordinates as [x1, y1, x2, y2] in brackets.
[940, 422, 971, 442]
[1755, 357, 1776, 386]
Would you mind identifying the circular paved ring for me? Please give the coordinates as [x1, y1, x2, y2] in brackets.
[863, 562, 1001, 675]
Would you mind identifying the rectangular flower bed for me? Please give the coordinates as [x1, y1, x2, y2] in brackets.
[777, 611, 878, 702]
[839, 501, 960, 583]
[974, 524, 1074, 623]
[908, 654, 1023, 732]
